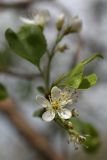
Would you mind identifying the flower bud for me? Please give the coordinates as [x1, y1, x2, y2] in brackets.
[56, 13, 65, 31]
[63, 16, 82, 35]
[70, 16, 82, 32]
[78, 135, 86, 144]
[65, 121, 74, 129]
[72, 108, 79, 117]
[56, 44, 68, 53]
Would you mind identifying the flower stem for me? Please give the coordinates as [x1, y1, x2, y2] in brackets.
[45, 32, 64, 91]
[38, 65, 46, 86]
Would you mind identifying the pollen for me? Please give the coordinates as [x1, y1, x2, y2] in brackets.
[51, 101, 60, 110]
[60, 93, 69, 101]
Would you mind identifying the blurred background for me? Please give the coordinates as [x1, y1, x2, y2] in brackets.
[0, 0, 107, 160]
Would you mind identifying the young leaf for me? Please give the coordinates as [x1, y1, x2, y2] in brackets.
[82, 54, 103, 65]
[79, 74, 97, 89]
[55, 54, 102, 89]
[0, 83, 8, 100]
[62, 73, 83, 88]
[5, 25, 47, 67]
[33, 108, 45, 118]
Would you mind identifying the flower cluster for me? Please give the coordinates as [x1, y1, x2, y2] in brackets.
[20, 9, 82, 33]
[36, 86, 78, 122]
[20, 10, 50, 28]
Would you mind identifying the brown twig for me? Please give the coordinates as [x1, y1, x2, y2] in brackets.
[0, 0, 32, 8]
[0, 98, 64, 160]
[0, 70, 41, 80]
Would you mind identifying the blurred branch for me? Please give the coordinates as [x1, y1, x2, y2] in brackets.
[0, 69, 41, 80]
[0, 0, 32, 8]
[0, 98, 64, 160]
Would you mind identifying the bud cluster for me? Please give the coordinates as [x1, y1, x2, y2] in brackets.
[56, 13, 82, 35]
[68, 129, 86, 148]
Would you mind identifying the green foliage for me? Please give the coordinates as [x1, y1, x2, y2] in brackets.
[5, 25, 47, 67]
[55, 54, 103, 89]
[33, 108, 45, 118]
[37, 86, 45, 94]
[79, 74, 97, 89]
[83, 123, 100, 153]
[71, 118, 100, 153]
[0, 83, 8, 100]
[0, 46, 12, 70]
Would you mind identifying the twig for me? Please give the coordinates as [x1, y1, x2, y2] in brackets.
[0, 70, 41, 80]
[0, 98, 64, 160]
[46, 32, 64, 90]
[0, 0, 32, 8]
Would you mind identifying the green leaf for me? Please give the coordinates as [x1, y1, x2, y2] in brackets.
[33, 108, 45, 118]
[79, 74, 97, 89]
[70, 118, 100, 153]
[63, 73, 83, 88]
[5, 25, 47, 66]
[0, 46, 12, 70]
[56, 54, 102, 89]
[37, 86, 45, 94]
[82, 123, 100, 153]
[0, 83, 8, 100]
[82, 54, 103, 65]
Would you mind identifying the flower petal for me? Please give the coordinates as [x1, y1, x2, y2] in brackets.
[36, 96, 50, 108]
[67, 99, 73, 104]
[20, 17, 35, 24]
[39, 10, 50, 23]
[51, 86, 61, 100]
[58, 108, 72, 119]
[42, 110, 55, 122]
[34, 15, 45, 25]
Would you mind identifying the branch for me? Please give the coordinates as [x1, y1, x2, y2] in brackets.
[0, 69, 41, 80]
[0, 98, 64, 160]
[0, 0, 32, 8]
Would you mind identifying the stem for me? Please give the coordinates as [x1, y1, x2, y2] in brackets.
[38, 65, 46, 86]
[46, 32, 64, 90]
[54, 117, 66, 131]
[0, 69, 41, 80]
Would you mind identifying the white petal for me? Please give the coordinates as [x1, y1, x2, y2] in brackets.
[20, 17, 35, 24]
[61, 99, 72, 106]
[58, 108, 72, 119]
[51, 86, 61, 100]
[67, 99, 73, 104]
[36, 96, 50, 108]
[61, 100, 68, 106]
[34, 15, 45, 25]
[40, 10, 50, 23]
[42, 110, 55, 122]
[57, 13, 65, 24]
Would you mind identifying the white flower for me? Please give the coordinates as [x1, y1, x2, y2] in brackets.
[20, 10, 50, 27]
[36, 86, 78, 122]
